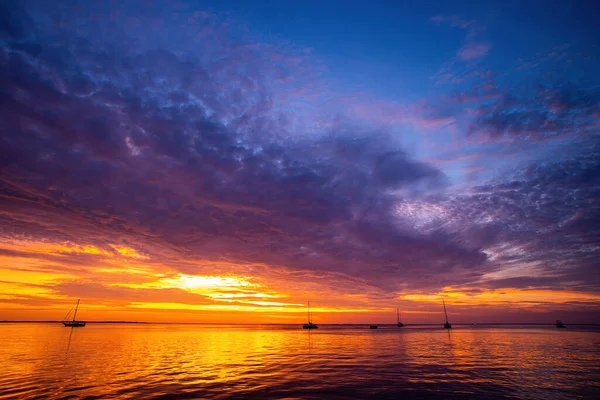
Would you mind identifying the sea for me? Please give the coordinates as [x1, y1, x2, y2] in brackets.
[0, 323, 598, 399]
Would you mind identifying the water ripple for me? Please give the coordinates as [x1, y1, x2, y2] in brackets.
[0, 324, 598, 399]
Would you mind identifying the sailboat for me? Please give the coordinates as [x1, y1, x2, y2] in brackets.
[396, 308, 404, 327]
[302, 301, 318, 329]
[63, 299, 86, 327]
[555, 320, 566, 328]
[443, 299, 452, 329]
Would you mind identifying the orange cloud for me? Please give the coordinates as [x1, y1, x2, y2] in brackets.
[402, 287, 600, 307]
[1, 237, 599, 324]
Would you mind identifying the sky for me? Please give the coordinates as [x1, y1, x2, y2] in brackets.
[1, 0, 599, 324]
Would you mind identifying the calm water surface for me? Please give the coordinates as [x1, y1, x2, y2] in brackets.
[0, 323, 599, 399]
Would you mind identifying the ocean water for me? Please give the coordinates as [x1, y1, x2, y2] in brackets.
[0, 323, 599, 399]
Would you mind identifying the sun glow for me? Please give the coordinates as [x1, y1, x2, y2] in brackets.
[114, 273, 259, 292]
[110, 273, 302, 309]
[164, 274, 255, 290]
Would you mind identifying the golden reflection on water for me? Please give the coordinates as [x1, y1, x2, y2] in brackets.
[0, 324, 598, 399]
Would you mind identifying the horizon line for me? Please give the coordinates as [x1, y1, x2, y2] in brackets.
[1, 320, 599, 326]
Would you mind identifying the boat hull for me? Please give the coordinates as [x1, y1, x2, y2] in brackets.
[444, 323, 452, 329]
[397, 323, 404, 327]
[63, 321, 86, 327]
[302, 324, 318, 329]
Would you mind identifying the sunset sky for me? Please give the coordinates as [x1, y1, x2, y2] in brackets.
[1, 0, 599, 324]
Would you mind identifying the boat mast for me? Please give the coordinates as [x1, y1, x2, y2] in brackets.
[308, 301, 310, 323]
[72, 299, 80, 322]
[443, 299, 449, 324]
[397, 308, 400, 324]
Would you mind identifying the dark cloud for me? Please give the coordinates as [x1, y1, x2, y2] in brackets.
[441, 144, 600, 291]
[374, 151, 446, 188]
[0, 0, 486, 297]
[0, 0, 36, 40]
[468, 83, 600, 141]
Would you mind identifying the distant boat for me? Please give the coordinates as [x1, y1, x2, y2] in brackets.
[302, 301, 318, 329]
[443, 299, 452, 329]
[396, 308, 404, 327]
[555, 320, 566, 328]
[369, 325, 378, 329]
[63, 299, 86, 327]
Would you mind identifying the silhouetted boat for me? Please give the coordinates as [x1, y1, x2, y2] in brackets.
[63, 299, 86, 327]
[396, 308, 404, 327]
[556, 320, 566, 328]
[369, 325, 378, 329]
[443, 299, 452, 329]
[302, 301, 318, 329]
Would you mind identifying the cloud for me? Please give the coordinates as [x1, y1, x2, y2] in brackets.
[431, 14, 491, 84]
[457, 42, 491, 61]
[1, 1, 599, 320]
[468, 84, 600, 141]
[442, 144, 600, 291]
[0, 0, 489, 305]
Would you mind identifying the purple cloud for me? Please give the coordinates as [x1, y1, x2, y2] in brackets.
[458, 42, 492, 61]
[0, 2, 483, 300]
[468, 84, 600, 141]
[431, 14, 491, 85]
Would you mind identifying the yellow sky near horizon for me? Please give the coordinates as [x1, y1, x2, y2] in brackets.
[1, 238, 599, 324]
